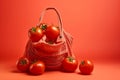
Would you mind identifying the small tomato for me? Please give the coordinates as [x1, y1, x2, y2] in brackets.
[28, 27, 43, 42]
[79, 60, 94, 75]
[29, 61, 45, 75]
[16, 57, 30, 72]
[45, 25, 60, 42]
[62, 56, 78, 72]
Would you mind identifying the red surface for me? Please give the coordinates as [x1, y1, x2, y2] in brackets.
[0, 0, 120, 80]
[1, 62, 120, 80]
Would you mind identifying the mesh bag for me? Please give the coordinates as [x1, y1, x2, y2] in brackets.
[24, 7, 74, 70]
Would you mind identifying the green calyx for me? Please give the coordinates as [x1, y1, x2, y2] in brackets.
[41, 24, 47, 30]
[68, 57, 74, 62]
[31, 27, 36, 32]
[20, 60, 27, 65]
[81, 61, 85, 65]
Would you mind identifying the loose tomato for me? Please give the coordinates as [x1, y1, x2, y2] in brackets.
[45, 25, 60, 42]
[62, 56, 78, 72]
[16, 57, 30, 72]
[79, 60, 94, 75]
[29, 61, 45, 75]
[28, 27, 43, 42]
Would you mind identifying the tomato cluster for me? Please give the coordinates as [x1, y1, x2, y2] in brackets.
[62, 57, 94, 74]
[16, 23, 94, 75]
[28, 23, 60, 43]
[16, 57, 94, 75]
[16, 57, 45, 75]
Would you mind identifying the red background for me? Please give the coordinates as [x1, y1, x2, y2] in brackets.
[0, 0, 120, 80]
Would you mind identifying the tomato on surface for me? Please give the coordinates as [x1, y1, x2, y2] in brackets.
[79, 60, 94, 75]
[45, 25, 60, 42]
[29, 61, 45, 75]
[16, 57, 30, 72]
[62, 56, 78, 72]
[28, 27, 43, 42]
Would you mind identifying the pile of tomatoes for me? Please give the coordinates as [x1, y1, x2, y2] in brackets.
[28, 23, 60, 43]
[16, 57, 45, 75]
[16, 56, 94, 75]
[62, 57, 94, 74]
[16, 23, 94, 75]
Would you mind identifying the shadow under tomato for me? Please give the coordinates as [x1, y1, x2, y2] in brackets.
[26, 72, 41, 76]
[10, 69, 36, 76]
[10, 69, 23, 73]
[76, 72, 93, 75]
[59, 69, 77, 73]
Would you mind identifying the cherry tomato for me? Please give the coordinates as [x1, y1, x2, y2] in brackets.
[45, 25, 60, 42]
[16, 57, 30, 72]
[62, 56, 78, 72]
[45, 38, 55, 44]
[79, 60, 94, 75]
[28, 27, 43, 42]
[29, 61, 45, 75]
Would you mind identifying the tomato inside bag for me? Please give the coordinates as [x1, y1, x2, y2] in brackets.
[24, 8, 74, 70]
[33, 35, 64, 53]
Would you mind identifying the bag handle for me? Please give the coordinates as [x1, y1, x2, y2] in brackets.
[63, 31, 75, 58]
[38, 7, 63, 35]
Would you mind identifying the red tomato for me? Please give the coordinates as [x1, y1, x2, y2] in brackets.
[45, 38, 55, 44]
[16, 57, 30, 72]
[79, 60, 94, 75]
[45, 25, 60, 42]
[62, 56, 78, 72]
[28, 27, 43, 42]
[29, 61, 45, 75]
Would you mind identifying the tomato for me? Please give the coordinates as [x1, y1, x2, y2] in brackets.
[79, 60, 94, 75]
[45, 25, 60, 42]
[62, 56, 78, 72]
[28, 27, 43, 42]
[29, 61, 45, 75]
[45, 38, 54, 44]
[16, 57, 30, 72]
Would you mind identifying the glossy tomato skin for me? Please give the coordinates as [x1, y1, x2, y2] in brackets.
[45, 25, 60, 42]
[29, 61, 45, 75]
[62, 57, 78, 72]
[79, 60, 94, 75]
[29, 27, 43, 42]
[16, 57, 30, 72]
